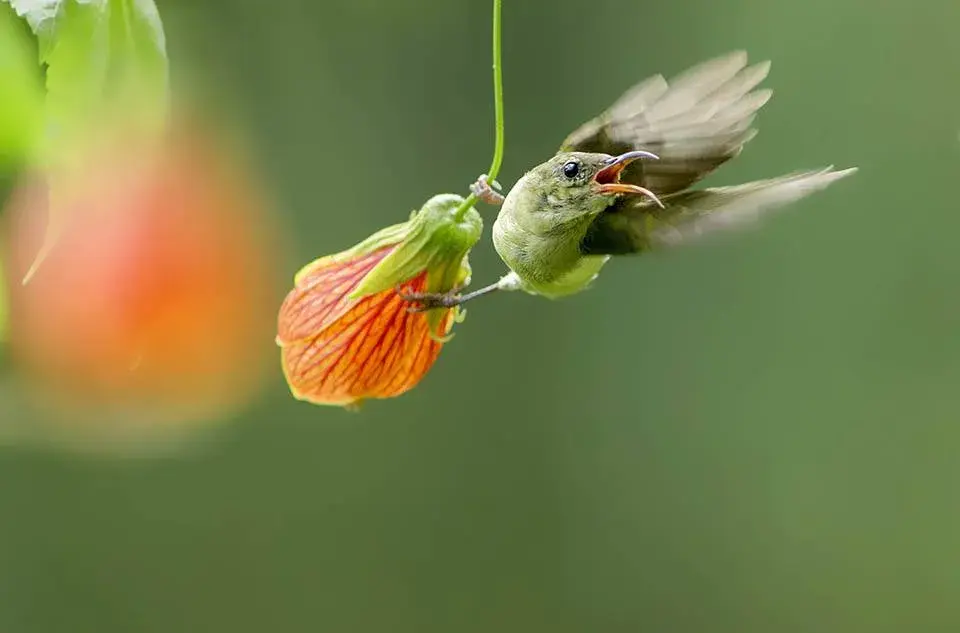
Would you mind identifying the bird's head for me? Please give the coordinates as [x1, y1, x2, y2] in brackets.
[513, 150, 664, 224]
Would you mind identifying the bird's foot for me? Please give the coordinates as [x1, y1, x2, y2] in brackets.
[470, 174, 505, 205]
[396, 285, 464, 313]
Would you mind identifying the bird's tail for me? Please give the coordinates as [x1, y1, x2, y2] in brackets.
[650, 166, 858, 247]
[580, 167, 857, 255]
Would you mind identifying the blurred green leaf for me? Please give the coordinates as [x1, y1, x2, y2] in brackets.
[4, 0, 169, 155]
[4, 0, 68, 59]
[0, 2, 43, 167]
[3, 0, 170, 284]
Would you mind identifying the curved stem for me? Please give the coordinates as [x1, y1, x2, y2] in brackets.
[454, 0, 504, 222]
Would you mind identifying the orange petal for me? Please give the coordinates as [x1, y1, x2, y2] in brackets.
[277, 245, 393, 345]
[278, 271, 454, 407]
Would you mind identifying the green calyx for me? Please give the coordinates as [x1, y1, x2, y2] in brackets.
[350, 193, 483, 300]
[349, 194, 483, 338]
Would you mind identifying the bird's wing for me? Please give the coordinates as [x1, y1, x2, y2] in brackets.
[579, 167, 857, 256]
[560, 51, 772, 197]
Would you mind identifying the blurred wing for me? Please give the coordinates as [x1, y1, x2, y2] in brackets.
[560, 51, 772, 196]
[580, 167, 857, 255]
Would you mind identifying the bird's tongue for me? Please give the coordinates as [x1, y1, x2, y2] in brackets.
[593, 149, 659, 185]
[594, 161, 626, 185]
[593, 150, 665, 208]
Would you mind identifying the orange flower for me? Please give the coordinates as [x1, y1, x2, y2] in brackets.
[276, 194, 482, 409]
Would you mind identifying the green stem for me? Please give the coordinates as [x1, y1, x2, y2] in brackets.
[454, 0, 504, 222]
[485, 0, 505, 184]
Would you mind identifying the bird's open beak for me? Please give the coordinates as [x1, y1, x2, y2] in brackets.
[594, 150, 664, 208]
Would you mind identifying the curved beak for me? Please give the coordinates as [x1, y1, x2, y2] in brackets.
[594, 150, 664, 209]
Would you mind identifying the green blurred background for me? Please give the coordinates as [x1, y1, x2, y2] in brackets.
[3, 0, 960, 631]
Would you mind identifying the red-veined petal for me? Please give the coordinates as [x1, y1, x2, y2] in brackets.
[278, 270, 454, 408]
[277, 245, 393, 345]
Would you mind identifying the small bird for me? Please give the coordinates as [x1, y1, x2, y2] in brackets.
[401, 51, 857, 308]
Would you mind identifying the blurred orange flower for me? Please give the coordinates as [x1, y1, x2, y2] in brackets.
[1, 117, 281, 438]
[276, 194, 482, 409]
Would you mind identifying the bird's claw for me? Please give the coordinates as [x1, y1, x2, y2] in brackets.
[396, 285, 463, 313]
[470, 174, 505, 205]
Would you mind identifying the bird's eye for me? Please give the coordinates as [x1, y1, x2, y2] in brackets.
[562, 161, 580, 179]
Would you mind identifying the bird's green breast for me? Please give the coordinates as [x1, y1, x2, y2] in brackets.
[530, 255, 610, 298]
[492, 203, 609, 299]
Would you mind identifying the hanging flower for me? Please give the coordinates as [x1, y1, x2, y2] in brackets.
[276, 194, 482, 409]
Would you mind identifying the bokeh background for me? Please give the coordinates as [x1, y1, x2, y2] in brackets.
[3, 0, 960, 631]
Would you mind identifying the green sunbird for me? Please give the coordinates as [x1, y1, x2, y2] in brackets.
[401, 51, 857, 309]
